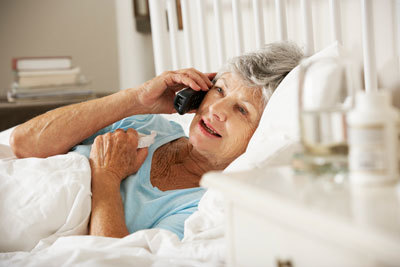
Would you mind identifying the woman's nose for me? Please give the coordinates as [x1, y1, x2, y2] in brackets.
[209, 100, 228, 122]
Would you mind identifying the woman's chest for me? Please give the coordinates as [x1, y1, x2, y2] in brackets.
[150, 139, 199, 191]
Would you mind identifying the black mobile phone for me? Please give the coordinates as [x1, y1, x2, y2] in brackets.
[174, 88, 207, 115]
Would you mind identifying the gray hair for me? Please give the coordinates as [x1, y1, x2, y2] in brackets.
[215, 41, 304, 102]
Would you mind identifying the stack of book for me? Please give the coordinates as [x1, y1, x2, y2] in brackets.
[7, 56, 94, 103]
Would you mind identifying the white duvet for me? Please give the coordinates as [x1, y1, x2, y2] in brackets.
[0, 127, 226, 267]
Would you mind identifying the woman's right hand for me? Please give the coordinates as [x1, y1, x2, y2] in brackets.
[136, 68, 216, 114]
[89, 128, 148, 185]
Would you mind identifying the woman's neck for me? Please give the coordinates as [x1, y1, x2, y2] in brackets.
[179, 140, 228, 177]
[151, 138, 229, 191]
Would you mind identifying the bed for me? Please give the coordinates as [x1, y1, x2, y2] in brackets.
[1, 0, 399, 266]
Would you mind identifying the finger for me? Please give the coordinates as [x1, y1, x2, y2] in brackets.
[103, 134, 111, 162]
[93, 135, 104, 148]
[163, 71, 196, 91]
[189, 68, 214, 88]
[114, 128, 125, 134]
[169, 73, 202, 91]
[136, 148, 149, 168]
[181, 69, 211, 90]
[126, 128, 138, 137]
[88, 158, 96, 169]
[113, 129, 126, 142]
[90, 135, 103, 161]
[126, 128, 138, 142]
[206, 72, 217, 81]
[92, 135, 101, 146]
[126, 128, 139, 147]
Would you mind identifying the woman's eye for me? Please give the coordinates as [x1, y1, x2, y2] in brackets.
[238, 106, 247, 115]
[216, 87, 223, 94]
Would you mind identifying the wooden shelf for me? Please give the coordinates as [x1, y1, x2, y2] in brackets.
[0, 93, 111, 131]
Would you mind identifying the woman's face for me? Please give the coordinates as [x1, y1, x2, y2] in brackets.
[189, 72, 266, 165]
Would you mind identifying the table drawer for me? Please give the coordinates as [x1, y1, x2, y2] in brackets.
[228, 204, 380, 267]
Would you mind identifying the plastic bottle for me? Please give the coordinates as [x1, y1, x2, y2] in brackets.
[347, 90, 400, 186]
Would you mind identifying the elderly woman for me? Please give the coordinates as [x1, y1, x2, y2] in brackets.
[10, 42, 303, 239]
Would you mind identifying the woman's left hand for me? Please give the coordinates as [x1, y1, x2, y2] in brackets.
[89, 128, 148, 185]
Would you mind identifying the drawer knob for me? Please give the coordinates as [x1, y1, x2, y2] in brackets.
[276, 259, 293, 267]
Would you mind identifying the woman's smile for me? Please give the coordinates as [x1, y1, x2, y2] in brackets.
[198, 119, 222, 138]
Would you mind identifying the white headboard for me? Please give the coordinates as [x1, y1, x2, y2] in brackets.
[149, 0, 400, 92]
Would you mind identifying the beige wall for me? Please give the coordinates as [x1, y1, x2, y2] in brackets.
[0, 0, 120, 98]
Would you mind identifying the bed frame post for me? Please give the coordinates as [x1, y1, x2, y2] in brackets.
[275, 0, 288, 41]
[115, 0, 136, 89]
[232, 0, 244, 56]
[300, 0, 315, 56]
[253, 0, 265, 49]
[181, 0, 194, 68]
[166, 0, 180, 70]
[329, 0, 342, 45]
[396, 0, 400, 73]
[149, 0, 170, 75]
[213, 0, 226, 67]
[361, 0, 378, 92]
[196, 0, 209, 71]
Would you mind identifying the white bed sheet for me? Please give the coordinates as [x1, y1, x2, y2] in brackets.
[1, 227, 225, 267]
[0, 128, 225, 266]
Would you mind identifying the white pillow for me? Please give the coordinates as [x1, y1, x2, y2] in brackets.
[224, 42, 342, 172]
[0, 152, 91, 252]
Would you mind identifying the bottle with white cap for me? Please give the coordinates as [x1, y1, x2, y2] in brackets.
[347, 90, 400, 186]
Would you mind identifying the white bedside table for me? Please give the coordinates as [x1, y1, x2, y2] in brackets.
[201, 166, 400, 267]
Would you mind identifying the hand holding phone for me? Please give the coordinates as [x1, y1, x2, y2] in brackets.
[174, 88, 207, 115]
